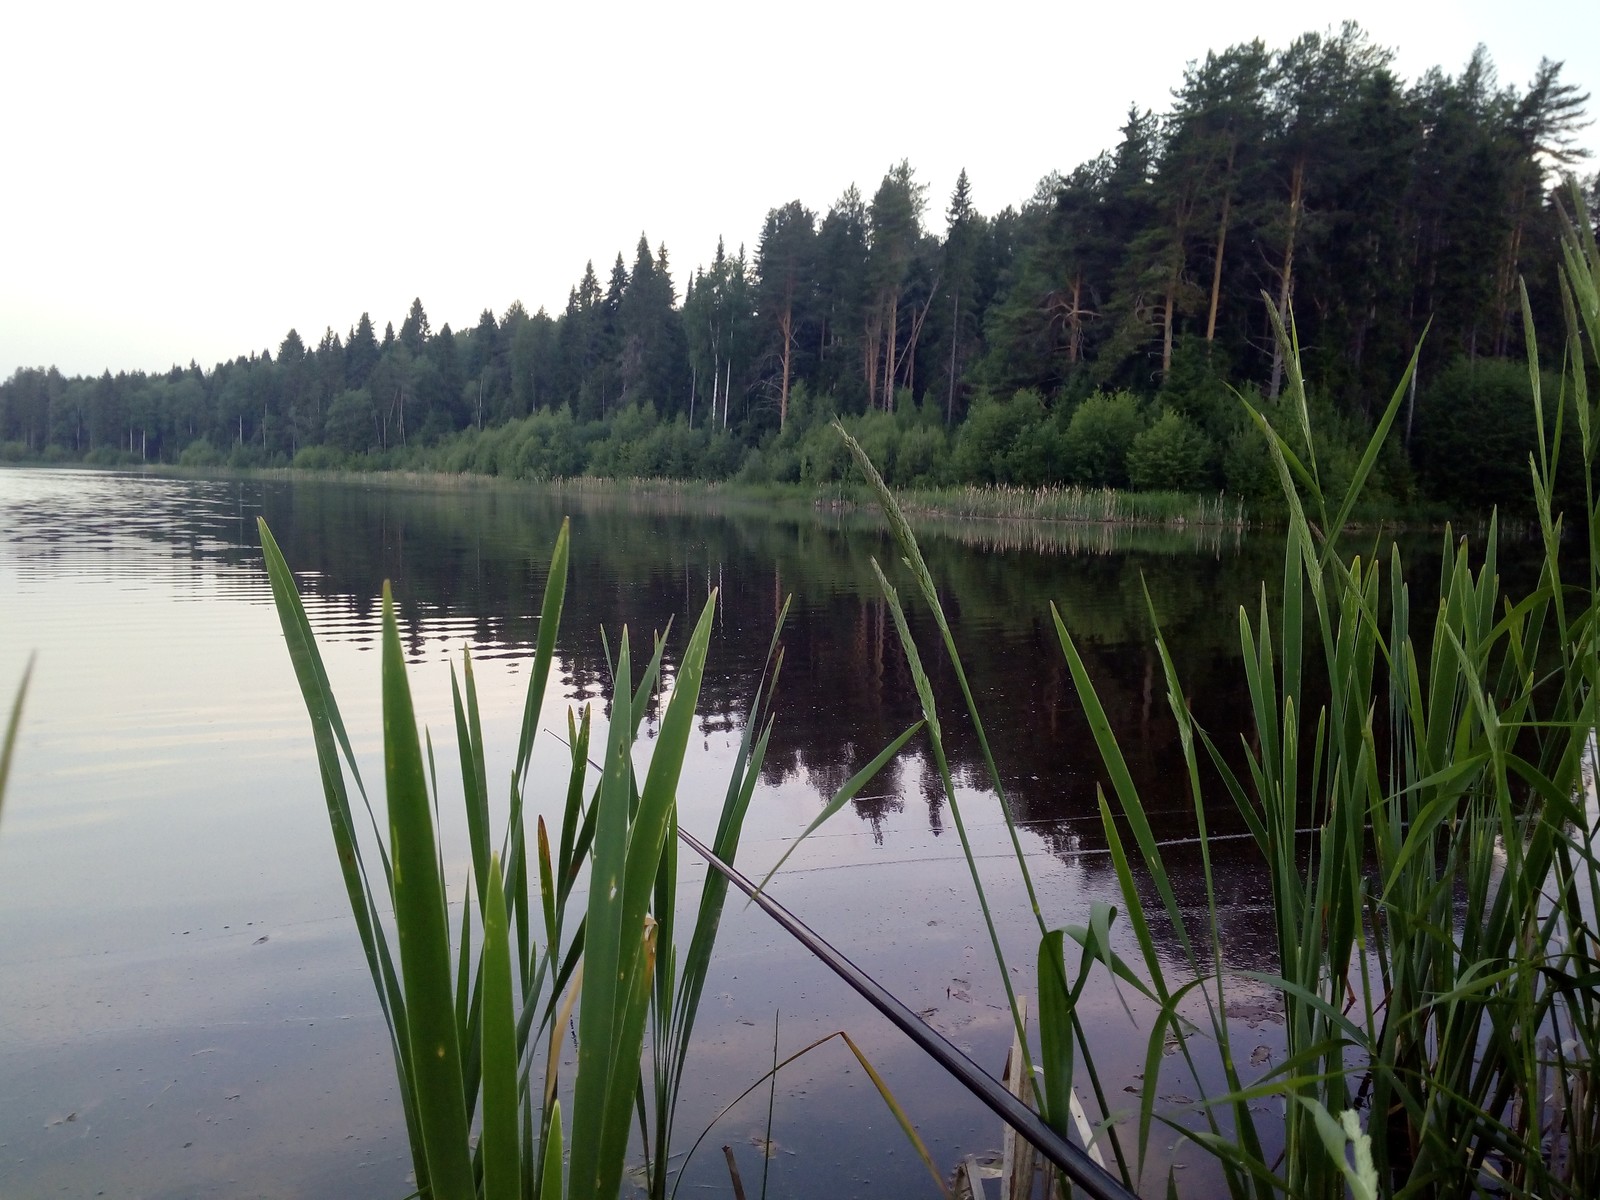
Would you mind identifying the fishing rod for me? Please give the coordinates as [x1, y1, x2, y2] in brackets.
[675, 825, 1141, 1200]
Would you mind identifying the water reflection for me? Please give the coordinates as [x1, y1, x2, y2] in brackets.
[223, 476, 1281, 852]
[0, 467, 1447, 1196]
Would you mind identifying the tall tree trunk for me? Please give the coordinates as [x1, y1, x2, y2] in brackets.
[1493, 211, 1525, 358]
[896, 284, 937, 402]
[1162, 262, 1178, 378]
[1068, 275, 1083, 364]
[1163, 186, 1196, 377]
[778, 285, 793, 431]
[946, 285, 960, 425]
[1205, 185, 1232, 343]
[1269, 158, 1305, 401]
[863, 314, 881, 410]
[882, 289, 900, 411]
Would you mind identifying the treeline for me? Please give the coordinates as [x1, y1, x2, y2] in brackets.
[3, 24, 1594, 511]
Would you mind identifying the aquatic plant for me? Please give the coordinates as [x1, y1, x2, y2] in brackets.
[259, 517, 812, 1199]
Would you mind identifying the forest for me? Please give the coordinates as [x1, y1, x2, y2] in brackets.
[2, 24, 1594, 513]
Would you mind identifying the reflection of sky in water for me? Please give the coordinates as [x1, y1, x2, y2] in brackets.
[0, 467, 1282, 1197]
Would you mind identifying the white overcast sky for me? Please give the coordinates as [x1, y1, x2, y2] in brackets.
[2, 0, 1596, 380]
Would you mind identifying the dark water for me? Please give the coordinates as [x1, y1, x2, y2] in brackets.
[0, 467, 1417, 1197]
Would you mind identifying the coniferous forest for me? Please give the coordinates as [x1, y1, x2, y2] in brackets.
[4, 25, 1595, 513]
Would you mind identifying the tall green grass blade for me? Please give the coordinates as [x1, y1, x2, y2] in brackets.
[1037, 931, 1075, 1138]
[572, 594, 718, 1200]
[541, 1099, 565, 1200]
[1326, 331, 1425, 549]
[481, 855, 521, 1200]
[453, 883, 476, 1099]
[380, 582, 475, 1200]
[867, 558, 1036, 1080]
[514, 518, 570, 799]
[568, 629, 636, 1199]
[605, 597, 717, 1187]
[450, 652, 492, 913]
[652, 602, 794, 1200]
[1051, 607, 1196, 972]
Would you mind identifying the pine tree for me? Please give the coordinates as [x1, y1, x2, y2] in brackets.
[867, 161, 928, 409]
[756, 200, 816, 429]
[937, 169, 983, 423]
[346, 313, 379, 389]
[399, 298, 431, 354]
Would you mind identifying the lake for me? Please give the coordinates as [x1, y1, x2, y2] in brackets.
[1, 466, 1304, 1198]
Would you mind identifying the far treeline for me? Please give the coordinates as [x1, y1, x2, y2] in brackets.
[3, 24, 1596, 513]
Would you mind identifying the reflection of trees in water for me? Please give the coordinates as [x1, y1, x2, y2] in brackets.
[14, 471, 1522, 986]
[169, 478, 1282, 858]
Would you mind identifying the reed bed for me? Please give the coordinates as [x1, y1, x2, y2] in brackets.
[900, 513, 1246, 559]
[890, 481, 1248, 528]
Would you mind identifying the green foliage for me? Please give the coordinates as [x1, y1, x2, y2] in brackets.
[324, 388, 377, 455]
[1160, 335, 1237, 437]
[1125, 408, 1215, 491]
[1220, 416, 1278, 501]
[1413, 355, 1568, 511]
[951, 389, 1054, 484]
[291, 444, 344, 471]
[892, 422, 948, 486]
[797, 419, 853, 483]
[1061, 389, 1145, 487]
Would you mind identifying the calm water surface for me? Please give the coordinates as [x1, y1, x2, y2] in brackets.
[2, 466, 1298, 1197]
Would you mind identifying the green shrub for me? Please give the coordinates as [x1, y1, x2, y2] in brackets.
[1413, 356, 1569, 512]
[1061, 389, 1144, 487]
[951, 389, 1051, 484]
[891, 424, 948, 487]
[292, 445, 343, 471]
[798, 420, 852, 482]
[1126, 408, 1215, 491]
